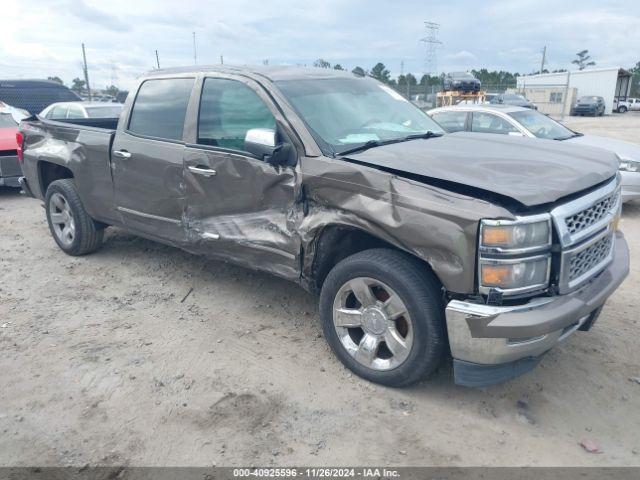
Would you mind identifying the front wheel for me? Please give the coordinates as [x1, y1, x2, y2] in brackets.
[45, 179, 104, 255]
[319, 249, 446, 387]
[618, 106, 627, 113]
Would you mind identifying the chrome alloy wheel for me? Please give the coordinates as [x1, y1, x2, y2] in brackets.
[332, 277, 413, 371]
[49, 192, 76, 247]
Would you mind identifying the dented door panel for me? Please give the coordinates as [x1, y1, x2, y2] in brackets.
[183, 146, 301, 280]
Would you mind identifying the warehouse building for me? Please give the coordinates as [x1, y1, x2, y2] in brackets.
[516, 67, 632, 115]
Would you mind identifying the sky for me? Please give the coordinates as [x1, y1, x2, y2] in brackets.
[1, 0, 638, 91]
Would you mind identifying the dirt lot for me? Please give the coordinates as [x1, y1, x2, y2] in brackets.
[1, 114, 639, 467]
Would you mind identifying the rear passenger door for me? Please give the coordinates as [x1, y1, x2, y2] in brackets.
[111, 77, 195, 242]
[182, 75, 300, 279]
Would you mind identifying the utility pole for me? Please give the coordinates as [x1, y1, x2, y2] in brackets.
[220, 54, 224, 65]
[81, 43, 92, 101]
[540, 45, 547, 74]
[155, 50, 161, 69]
[192, 32, 197, 65]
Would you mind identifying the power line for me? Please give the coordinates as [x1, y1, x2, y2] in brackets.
[420, 21, 442, 77]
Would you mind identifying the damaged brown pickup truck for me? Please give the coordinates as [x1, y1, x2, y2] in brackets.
[18, 66, 629, 387]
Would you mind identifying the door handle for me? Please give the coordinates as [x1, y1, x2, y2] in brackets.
[188, 165, 217, 177]
[113, 150, 132, 159]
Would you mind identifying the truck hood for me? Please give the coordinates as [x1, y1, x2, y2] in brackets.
[565, 134, 640, 161]
[0, 127, 18, 151]
[343, 132, 618, 207]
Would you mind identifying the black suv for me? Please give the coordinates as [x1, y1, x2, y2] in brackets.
[443, 72, 481, 93]
[0, 79, 81, 115]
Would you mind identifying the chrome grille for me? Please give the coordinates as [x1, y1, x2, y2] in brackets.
[568, 233, 613, 282]
[551, 178, 621, 294]
[565, 192, 617, 235]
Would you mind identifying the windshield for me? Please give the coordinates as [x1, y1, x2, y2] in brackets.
[509, 110, 574, 140]
[504, 94, 526, 101]
[275, 77, 444, 154]
[577, 96, 598, 104]
[0, 112, 17, 127]
[85, 105, 122, 118]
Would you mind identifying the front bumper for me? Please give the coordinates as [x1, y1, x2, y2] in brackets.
[621, 171, 640, 202]
[446, 231, 629, 386]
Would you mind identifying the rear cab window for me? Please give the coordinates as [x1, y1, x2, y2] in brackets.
[127, 78, 194, 141]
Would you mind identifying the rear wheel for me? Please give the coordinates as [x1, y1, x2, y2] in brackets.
[319, 249, 446, 387]
[45, 179, 104, 255]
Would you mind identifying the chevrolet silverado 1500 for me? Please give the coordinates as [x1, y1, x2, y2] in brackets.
[18, 66, 629, 387]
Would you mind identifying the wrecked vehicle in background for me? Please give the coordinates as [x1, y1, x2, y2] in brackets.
[18, 66, 629, 387]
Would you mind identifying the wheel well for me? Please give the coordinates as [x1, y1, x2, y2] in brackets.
[310, 225, 432, 291]
[39, 161, 73, 195]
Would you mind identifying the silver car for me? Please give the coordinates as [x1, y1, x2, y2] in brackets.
[428, 104, 640, 203]
[40, 101, 123, 120]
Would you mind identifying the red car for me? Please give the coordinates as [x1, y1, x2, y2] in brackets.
[0, 102, 26, 188]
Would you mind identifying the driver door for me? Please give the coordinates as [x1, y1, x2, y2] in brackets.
[183, 76, 300, 279]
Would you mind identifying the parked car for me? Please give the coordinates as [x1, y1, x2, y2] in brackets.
[19, 66, 628, 388]
[0, 79, 81, 115]
[614, 97, 640, 113]
[428, 104, 640, 202]
[0, 103, 29, 187]
[443, 71, 481, 93]
[490, 92, 536, 109]
[40, 102, 123, 120]
[571, 96, 605, 116]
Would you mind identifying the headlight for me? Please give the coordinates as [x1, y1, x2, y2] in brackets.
[479, 215, 552, 296]
[480, 218, 551, 253]
[618, 157, 640, 173]
[480, 256, 550, 291]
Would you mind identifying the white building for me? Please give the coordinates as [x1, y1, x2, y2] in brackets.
[517, 67, 632, 115]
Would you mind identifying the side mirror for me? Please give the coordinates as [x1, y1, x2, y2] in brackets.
[244, 128, 277, 160]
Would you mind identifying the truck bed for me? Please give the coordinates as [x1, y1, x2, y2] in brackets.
[19, 116, 119, 222]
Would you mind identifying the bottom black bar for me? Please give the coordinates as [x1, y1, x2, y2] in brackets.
[0, 467, 639, 480]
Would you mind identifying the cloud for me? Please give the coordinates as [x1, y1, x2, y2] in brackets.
[0, 0, 638, 90]
[446, 50, 478, 63]
[67, 0, 131, 32]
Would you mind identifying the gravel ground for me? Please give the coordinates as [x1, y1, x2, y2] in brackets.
[1, 114, 639, 467]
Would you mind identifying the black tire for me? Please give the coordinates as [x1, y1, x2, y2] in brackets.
[618, 106, 627, 113]
[45, 179, 104, 255]
[319, 248, 446, 387]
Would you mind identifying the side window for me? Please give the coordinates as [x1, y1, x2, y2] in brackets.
[128, 78, 194, 141]
[67, 104, 84, 119]
[48, 105, 68, 119]
[430, 111, 467, 133]
[198, 78, 276, 152]
[471, 112, 519, 134]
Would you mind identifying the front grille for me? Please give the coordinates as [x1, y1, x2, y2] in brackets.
[551, 178, 620, 293]
[568, 234, 613, 282]
[565, 192, 617, 235]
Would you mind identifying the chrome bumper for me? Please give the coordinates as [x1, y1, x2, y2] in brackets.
[445, 231, 629, 366]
